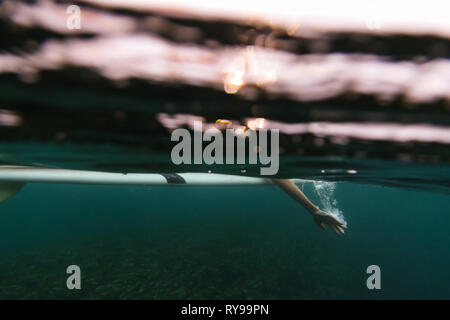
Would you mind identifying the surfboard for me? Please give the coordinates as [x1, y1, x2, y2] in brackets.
[0, 166, 309, 186]
[0, 166, 309, 203]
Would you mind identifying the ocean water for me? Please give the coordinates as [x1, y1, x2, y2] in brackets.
[1, 0, 450, 300]
[0, 164, 449, 299]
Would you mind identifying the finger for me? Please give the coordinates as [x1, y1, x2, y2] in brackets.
[336, 220, 346, 228]
[319, 223, 327, 231]
[331, 225, 341, 235]
[332, 224, 344, 235]
[330, 224, 337, 234]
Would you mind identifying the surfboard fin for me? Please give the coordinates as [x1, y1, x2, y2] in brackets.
[0, 182, 25, 203]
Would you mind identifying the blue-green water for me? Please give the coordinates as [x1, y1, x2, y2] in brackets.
[1, 180, 449, 299]
[1, 0, 450, 300]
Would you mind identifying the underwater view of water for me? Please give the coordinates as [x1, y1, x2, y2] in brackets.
[0, 157, 449, 299]
[1, 0, 450, 300]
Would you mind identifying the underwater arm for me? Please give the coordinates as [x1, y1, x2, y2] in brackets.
[271, 179, 346, 235]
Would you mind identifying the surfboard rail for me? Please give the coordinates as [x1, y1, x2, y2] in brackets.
[0, 166, 308, 186]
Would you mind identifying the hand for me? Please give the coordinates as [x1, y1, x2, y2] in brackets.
[312, 210, 346, 235]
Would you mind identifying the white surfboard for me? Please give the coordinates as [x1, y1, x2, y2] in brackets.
[0, 166, 308, 203]
[0, 166, 347, 235]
